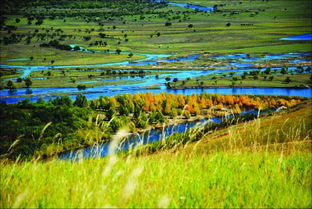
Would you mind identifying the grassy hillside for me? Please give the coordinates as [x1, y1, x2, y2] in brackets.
[1, 102, 311, 208]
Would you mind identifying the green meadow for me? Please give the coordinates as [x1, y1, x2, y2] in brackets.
[1, 102, 311, 208]
[171, 72, 312, 89]
[0, 0, 311, 208]
[1, 0, 311, 66]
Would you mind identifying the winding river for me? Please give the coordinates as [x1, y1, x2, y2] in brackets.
[1, 0, 311, 159]
[1, 51, 312, 103]
[59, 110, 258, 160]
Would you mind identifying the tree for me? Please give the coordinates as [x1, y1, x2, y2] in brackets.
[128, 52, 133, 58]
[165, 77, 171, 82]
[15, 18, 20, 23]
[281, 68, 287, 74]
[284, 77, 291, 83]
[73, 46, 80, 51]
[52, 96, 72, 106]
[6, 80, 16, 89]
[70, 77, 76, 83]
[24, 77, 32, 88]
[77, 85, 86, 90]
[173, 78, 178, 82]
[116, 49, 121, 55]
[264, 67, 271, 74]
[37, 97, 45, 104]
[99, 33, 106, 38]
[226, 22, 231, 27]
[74, 94, 88, 108]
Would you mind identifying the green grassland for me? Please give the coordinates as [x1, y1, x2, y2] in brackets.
[1, 102, 311, 208]
[8, 69, 168, 88]
[0, 44, 145, 66]
[171, 72, 312, 89]
[1, 0, 311, 66]
[0, 1, 312, 208]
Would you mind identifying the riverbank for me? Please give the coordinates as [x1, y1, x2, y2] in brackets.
[1, 92, 306, 160]
[168, 72, 312, 89]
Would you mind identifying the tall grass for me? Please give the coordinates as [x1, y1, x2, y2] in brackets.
[1, 152, 311, 208]
[0, 104, 311, 208]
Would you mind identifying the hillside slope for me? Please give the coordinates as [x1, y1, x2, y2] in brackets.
[0, 103, 311, 208]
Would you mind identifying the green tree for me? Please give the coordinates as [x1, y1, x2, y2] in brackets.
[70, 77, 76, 83]
[264, 67, 271, 74]
[281, 68, 287, 74]
[51, 96, 73, 106]
[74, 94, 88, 108]
[116, 49, 121, 55]
[6, 80, 16, 89]
[37, 97, 45, 104]
[24, 77, 32, 88]
[284, 77, 291, 83]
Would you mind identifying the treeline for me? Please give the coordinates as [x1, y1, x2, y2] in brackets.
[1, 0, 166, 16]
[40, 40, 72, 51]
[0, 93, 305, 159]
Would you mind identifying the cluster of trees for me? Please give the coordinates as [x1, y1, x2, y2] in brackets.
[0, 26, 69, 46]
[0, 98, 91, 159]
[3, 77, 32, 89]
[89, 92, 304, 119]
[100, 70, 146, 76]
[1, 0, 167, 22]
[39, 40, 71, 51]
[0, 92, 305, 159]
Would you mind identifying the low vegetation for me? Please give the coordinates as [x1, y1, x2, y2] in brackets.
[0, 101, 311, 208]
[0, 92, 306, 159]
[168, 69, 312, 89]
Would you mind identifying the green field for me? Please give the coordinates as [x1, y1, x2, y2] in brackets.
[1, 0, 311, 66]
[1, 102, 311, 208]
[170, 72, 312, 89]
[0, 0, 311, 208]
[3, 69, 168, 88]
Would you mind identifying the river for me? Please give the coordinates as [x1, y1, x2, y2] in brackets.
[59, 110, 259, 160]
[1, 51, 311, 103]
